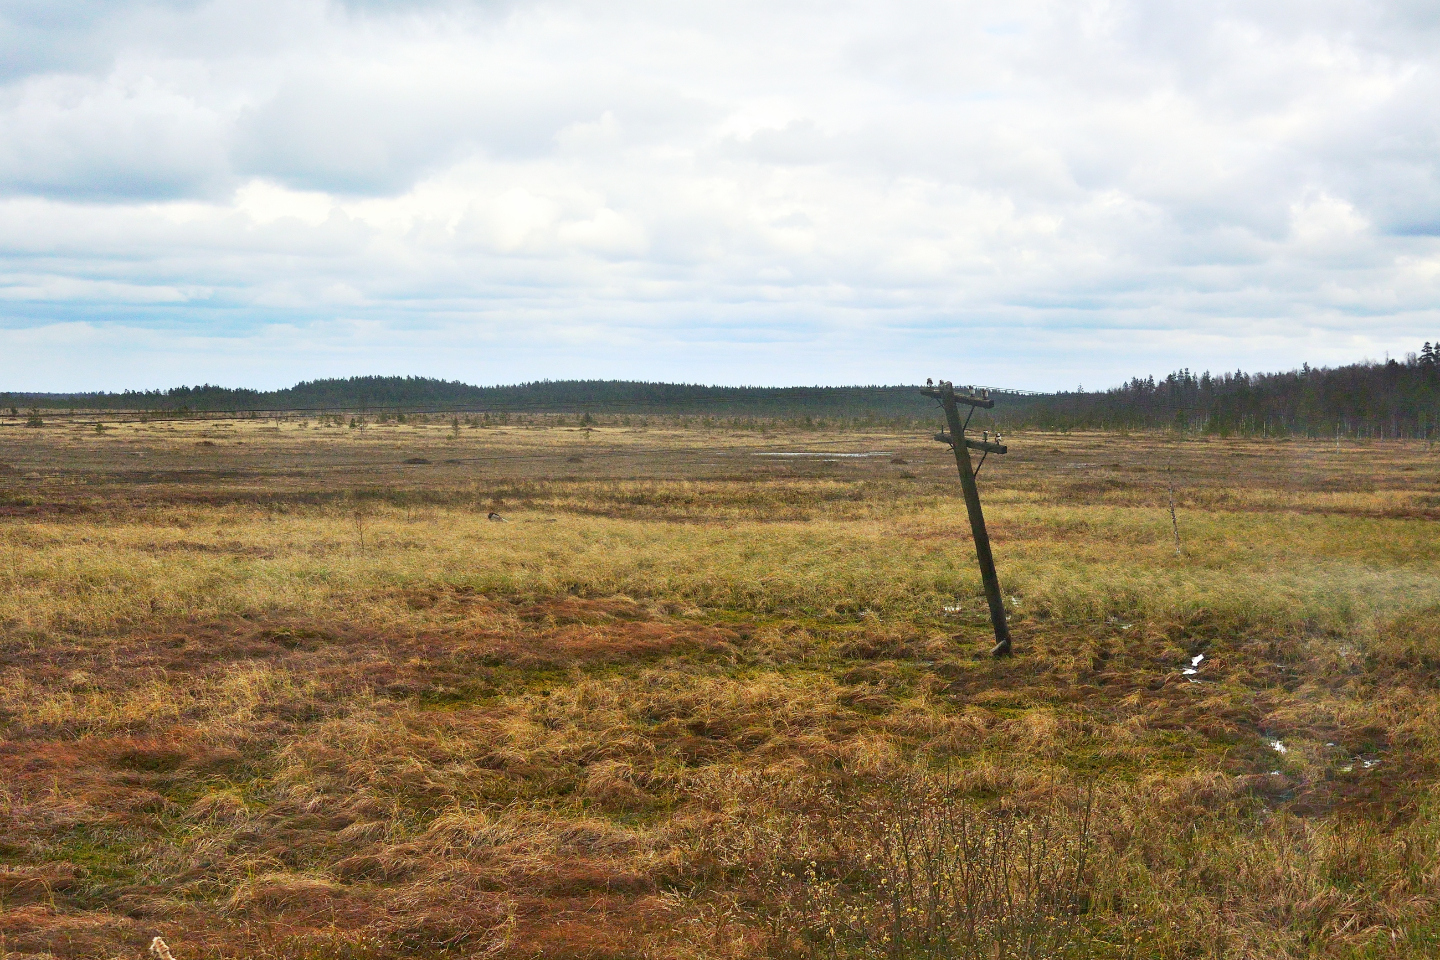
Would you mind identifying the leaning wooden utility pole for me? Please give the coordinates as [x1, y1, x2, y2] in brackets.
[922, 380, 1012, 657]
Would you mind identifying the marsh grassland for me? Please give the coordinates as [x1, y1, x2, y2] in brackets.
[3, 414, 1440, 959]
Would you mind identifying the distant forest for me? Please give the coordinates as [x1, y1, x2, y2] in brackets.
[3, 378, 953, 421]
[7, 347, 1440, 438]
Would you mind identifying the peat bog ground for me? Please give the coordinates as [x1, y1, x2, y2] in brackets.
[3, 414, 1440, 958]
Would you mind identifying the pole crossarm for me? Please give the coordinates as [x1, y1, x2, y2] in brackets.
[920, 386, 995, 408]
[923, 379, 1013, 657]
[933, 432, 1007, 454]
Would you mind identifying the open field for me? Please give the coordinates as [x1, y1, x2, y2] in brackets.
[4, 414, 1440, 958]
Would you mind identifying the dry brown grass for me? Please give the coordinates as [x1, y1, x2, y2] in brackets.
[3, 419, 1440, 958]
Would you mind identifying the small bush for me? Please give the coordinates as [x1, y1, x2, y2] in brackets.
[713, 776, 1097, 959]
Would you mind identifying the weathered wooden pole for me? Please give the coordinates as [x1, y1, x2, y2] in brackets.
[922, 380, 1012, 657]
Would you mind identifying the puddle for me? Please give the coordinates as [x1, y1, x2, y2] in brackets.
[755, 452, 892, 458]
[1182, 653, 1204, 678]
[1270, 739, 1288, 754]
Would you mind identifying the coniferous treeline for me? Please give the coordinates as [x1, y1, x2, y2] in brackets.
[1018, 349, 1440, 437]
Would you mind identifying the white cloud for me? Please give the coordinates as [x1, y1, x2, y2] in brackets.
[233, 180, 337, 226]
[0, 67, 231, 199]
[0, 275, 206, 303]
[0, 0, 1437, 391]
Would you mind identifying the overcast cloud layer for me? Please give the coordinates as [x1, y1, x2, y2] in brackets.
[1, 0, 1438, 391]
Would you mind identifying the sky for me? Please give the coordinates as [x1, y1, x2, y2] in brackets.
[1, 0, 1438, 393]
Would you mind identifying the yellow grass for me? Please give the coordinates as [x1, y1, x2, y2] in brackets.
[3, 416, 1440, 958]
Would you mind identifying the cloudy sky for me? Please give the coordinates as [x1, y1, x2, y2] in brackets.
[1, 0, 1437, 392]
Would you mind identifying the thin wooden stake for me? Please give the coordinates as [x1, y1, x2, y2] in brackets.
[1166, 460, 1182, 556]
